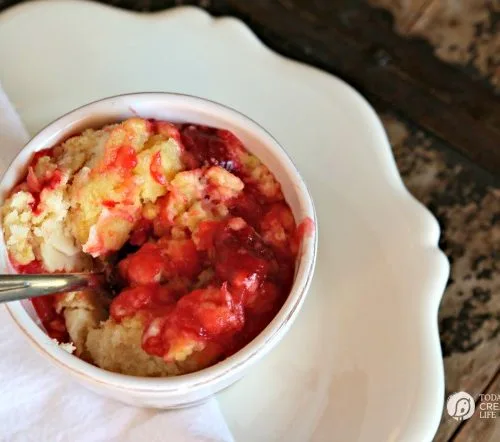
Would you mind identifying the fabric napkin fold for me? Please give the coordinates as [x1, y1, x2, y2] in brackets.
[0, 86, 234, 442]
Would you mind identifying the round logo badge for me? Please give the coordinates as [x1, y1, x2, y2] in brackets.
[447, 392, 475, 421]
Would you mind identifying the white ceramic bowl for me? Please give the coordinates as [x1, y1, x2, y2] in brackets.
[0, 93, 317, 408]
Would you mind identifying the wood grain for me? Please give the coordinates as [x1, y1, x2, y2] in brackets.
[372, 6, 499, 442]
[367, 0, 434, 33]
[371, 0, 500, 87]
[210, 0, 500, 174]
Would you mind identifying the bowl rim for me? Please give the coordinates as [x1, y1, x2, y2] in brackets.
[1, 92, 317, 393]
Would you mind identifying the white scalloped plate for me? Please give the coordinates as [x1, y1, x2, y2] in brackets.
[0, 1, 449, 440]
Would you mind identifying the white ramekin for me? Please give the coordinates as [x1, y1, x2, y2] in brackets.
[0, 93, 317, 408]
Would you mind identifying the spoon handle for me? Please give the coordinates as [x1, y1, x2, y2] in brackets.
[0, 274, 98, 303]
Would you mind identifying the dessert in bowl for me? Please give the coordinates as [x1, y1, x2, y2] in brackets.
[0, 93, 316, 407]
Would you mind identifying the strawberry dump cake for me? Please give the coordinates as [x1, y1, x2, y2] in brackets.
[1, 118, 312, 377]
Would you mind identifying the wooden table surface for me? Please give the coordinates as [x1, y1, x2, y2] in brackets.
[1, 1, 499, 440]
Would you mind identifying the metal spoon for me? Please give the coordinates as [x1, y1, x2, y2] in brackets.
[0, 274, 103, 303]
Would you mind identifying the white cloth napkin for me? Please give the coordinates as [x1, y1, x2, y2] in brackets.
[0, 86, 234, 442]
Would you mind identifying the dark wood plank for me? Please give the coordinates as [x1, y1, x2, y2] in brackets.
[370, 0, 500, 88]
[204, 0, 500, 174]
